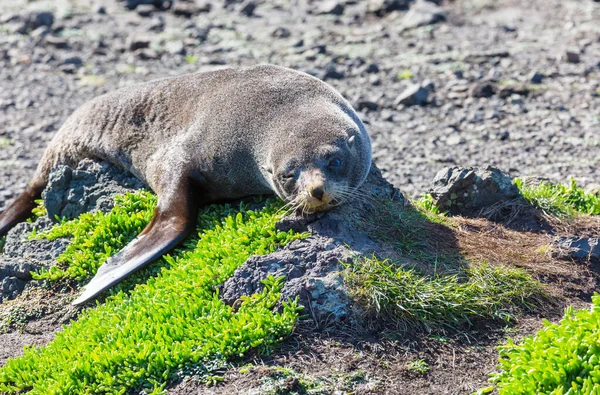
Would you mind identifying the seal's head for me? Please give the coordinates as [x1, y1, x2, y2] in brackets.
[267, 104, 372, 213]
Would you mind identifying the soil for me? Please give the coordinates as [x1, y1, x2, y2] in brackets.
[0, 0, 599, 393]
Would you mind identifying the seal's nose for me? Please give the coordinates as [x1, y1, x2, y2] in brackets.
[310, 186, 324, 200]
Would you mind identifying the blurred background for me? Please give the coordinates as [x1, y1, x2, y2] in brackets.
[0, 0, 598, 210]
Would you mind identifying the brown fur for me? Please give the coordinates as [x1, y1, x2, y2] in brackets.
[0, 64, 372, 304]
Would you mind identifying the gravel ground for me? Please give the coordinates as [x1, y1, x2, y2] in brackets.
[0, 0, 598, 212]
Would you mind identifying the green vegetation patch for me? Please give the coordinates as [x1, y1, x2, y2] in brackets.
[492, 294, 600, 395]
[344, 258, 547, 331]
[515, 178, 600, 218]
[0, 192, 307, 394]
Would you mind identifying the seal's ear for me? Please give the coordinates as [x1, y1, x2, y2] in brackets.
[347, 135, 355, 148]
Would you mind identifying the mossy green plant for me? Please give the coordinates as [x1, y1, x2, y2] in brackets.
[344, 258, 547, 331]
[491, 294, 600, 394]
[515, 178, 600, 218]
[0, 193, 307, 394]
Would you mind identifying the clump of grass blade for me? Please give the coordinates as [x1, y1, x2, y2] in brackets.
[515, 178, 600, 218]
[344, 258, 547, 332]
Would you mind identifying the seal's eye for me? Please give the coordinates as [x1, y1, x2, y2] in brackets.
[329, 158, 341, 167]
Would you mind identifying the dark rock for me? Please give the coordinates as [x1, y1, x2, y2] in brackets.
[63, 56, 83, 67]
[172, 1, 211, 17]
[565, 49, 580, 63]
[45, 35, 69, 49]
[58, 64, 78, 74]
[136, 4, 155, 16]
[43, 159, 145, 221]
[128, 36, 151, 51]
[94, 4, 107, 14]
[222, 165, 403, 323]
[317, 0, 345, 16]
[356, 100, 379, 111]
[498, 84, 529, 99]
[429, 166, 519, 216]
[556, 238, 600, 262]
[367, 0, 412, 16]
[322, 63, 345, 80]
[240, 1, 257, 16]
[402, 0, 446, 30]
[123, 0, 173, 10]
[530, 72, 545, 84]
[394, 80, 434, 107]
[149, 15, 165, 31]
[469, 81, 496, 98]
[271, 27, 291, 38]
[365, 63, 380, 73]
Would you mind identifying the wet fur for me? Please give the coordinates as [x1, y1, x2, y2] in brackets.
[0, 64, 372, 304]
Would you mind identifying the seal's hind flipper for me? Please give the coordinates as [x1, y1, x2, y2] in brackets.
[0, 182, 45, 237]
[72, 183, 198, 305]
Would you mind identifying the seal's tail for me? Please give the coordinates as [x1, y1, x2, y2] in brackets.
[0, 148, 58, 237]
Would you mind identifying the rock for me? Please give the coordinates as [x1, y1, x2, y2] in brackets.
[172, 1, 211, 17]
[271, 27, 291, 38]
[321, 63, 345, 80]
[222, 165, 403, 324]
[498, 84, 529, 99]
[123, 0, 173, 10]
[149, 15, 165, 31]
[136, 4, 155, 16]
[11, 11, 55, 34]
[394, 80, 434, 107]
[429, 166, 519, 216]
[317, 0, 345, 15]
[240, 1, 257, 16]
[356, 100, 379, 111]
[45, 35, 69, 49]
[128, 36, 151, 51]
[530, 72, 545, 84]
[365, 63, 380, 73]
[63, 56, 83, 67]
[94, 4, 107, 14]
[165, 40, 185, 55]
[469, 81, 496, 98]
[556, 238, 600, 262]
[367, 0, 411, 16]
[42, 159, 145, 221]
[402, 0, 446, 30]
[565, 49, 580, 64]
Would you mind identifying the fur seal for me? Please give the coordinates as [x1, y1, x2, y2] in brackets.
[0, 64, 372, 305]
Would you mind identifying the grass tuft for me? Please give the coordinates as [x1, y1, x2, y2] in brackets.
[515, 178, 600, 218]
[344, 258, 547, 332]
[0, 192, 307, 394]
[491, 294, 600, 394]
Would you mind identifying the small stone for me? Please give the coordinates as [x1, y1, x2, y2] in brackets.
[402, 0, 446, 30]
[165, 40, 185, 55]
[45, 35, 69, 49]
[367, 0, 411, 16]
[63, 56, 83, 67]
[135, 48, 159, 60]
[446, 134, 462, 146]
[365, 63, 379, 73]
[136, 4, 155, 17]
[128, 36, 151, 51]
[172, 1, 210, 17]
[271, 27, 291, 38]
[394, 81, 433, 107]
[240, 1, 257, 16]
[469, 81, 495, 98]
[565, 49, 580, 63]
[149, 15, 165, 31]
[58, 63, 78, 74]
[317, 0, 344, 15]
[356, 100, 379, 111]
[530, 72, 544, 84]
[94, 4, 107, 14]
[322, 63, 344, 80]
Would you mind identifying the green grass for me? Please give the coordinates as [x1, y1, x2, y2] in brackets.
[514, 178, 600, 218]
[491, 294, 600, 395]
[0, 192, 307, 394]
[407, 359, 430, 374]
[344, 258, 547, 331]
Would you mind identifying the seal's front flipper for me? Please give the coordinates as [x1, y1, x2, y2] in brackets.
[0, 181, 46, 237]
[72, 183, 198, 305]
